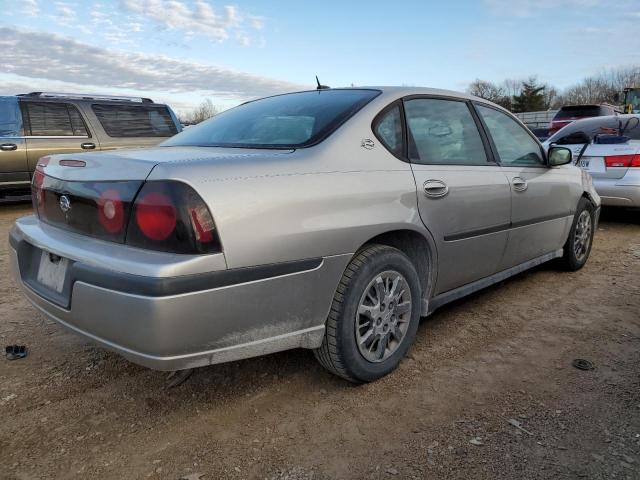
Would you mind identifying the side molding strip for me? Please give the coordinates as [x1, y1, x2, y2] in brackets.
[427, 249, 564, 314]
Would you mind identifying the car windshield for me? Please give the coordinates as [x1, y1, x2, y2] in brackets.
[162, 89, 381, 149]
[554, 106, 601, 120]
[547, 115, 640, 143]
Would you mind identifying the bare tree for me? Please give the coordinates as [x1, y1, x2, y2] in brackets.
[467, 79, 511, 109]
[180, 98, 220, 125]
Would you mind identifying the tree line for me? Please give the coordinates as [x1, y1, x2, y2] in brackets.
[467, 66, 640, 113]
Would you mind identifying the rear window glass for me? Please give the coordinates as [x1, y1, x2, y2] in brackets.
[162, 89, 381, 149]
[24, 102, 88, 136]
[92, 104, 178, 137]
[548, 116, 640, 143]
[0, 96, 22, 137]
[554, 106, 601, 120]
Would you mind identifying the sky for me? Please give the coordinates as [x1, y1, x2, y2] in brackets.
[1, 0, 639, 115]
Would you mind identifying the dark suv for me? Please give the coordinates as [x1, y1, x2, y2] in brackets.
[0, 93, 181, 196]
[549, 104, 618, 135]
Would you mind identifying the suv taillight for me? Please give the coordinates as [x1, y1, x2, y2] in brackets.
[604, 154, 640, 168]
[126, 181, 222, 254]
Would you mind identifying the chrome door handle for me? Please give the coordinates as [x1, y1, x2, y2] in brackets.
[512, 177, 528, 192]
[81, 142, 96, 150]
[423, 179, 449, 198]
[0, 143, 17, 151]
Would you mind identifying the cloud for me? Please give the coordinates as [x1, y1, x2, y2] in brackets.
[22, 0, 39, 16]
[119, 0, 260, 42]
[0, 27, 302, 99]
[53, 1, 77, 26]
[483, 0, 603, 17]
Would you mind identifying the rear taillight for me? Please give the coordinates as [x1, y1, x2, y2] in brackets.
[97, 189, 125, 234]
[135, 192, 177, 241]
[31, 155, 50, 212]
[126, 181, 221, 254]
[604, 154, 640, 168]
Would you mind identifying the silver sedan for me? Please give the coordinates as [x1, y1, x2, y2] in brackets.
[544, 114, 640, 208]
[10, 87, 600, 382]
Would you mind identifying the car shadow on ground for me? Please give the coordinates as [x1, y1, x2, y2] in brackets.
[598, 207, 639, 225]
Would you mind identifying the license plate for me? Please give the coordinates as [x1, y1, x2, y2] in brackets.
[579, 159, 590, 169]
[36, 250, 69, 293]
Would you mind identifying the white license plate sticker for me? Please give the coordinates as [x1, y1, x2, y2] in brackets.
[36, 251, 69, 293]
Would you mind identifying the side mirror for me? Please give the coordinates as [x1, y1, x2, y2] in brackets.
[548, 146, 572, 167]
[555, 131, 591, 145]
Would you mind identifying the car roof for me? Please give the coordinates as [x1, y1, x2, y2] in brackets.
[269, 86, 495, 110]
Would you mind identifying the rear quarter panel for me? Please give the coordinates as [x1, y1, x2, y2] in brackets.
[147, 103, 427, 269]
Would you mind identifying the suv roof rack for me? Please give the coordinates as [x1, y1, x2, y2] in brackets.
[17, 92, 154, 103]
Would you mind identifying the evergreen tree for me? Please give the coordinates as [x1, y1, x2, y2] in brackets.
[512, 78, 546, 112]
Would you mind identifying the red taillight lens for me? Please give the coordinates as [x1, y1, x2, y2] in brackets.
[127, 181, 221, 254]
[135, 192, 177, 241]
[604, 154, 640, 168]
[97, 189, 125, 234]
[32, 156, 50, 211]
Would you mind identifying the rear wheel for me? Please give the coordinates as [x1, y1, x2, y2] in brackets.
[314, 244, 422, 383]
[560, 197, 595, 271]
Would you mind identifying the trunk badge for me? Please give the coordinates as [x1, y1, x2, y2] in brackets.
[59, 195, 71, 213]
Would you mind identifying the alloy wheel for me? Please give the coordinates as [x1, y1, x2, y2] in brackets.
[355, 270, 412, 363]
[573, 210, 592, 263]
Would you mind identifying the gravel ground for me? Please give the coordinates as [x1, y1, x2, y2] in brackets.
[0, 203, 638, 480]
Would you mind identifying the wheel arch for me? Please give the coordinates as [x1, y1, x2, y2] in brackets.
[357, 228, 437, 316]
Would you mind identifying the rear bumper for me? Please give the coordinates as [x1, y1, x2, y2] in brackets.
[593, 172, 640, 207]
[10, 218, 350, 370]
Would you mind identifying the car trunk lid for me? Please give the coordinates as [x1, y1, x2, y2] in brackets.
[33, 146, 295, 244]
[579, 142, 640, 180]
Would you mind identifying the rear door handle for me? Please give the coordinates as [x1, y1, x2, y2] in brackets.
[512, 177, 528, 192]
[423, 179, 449, 198]
[0, 143, 17, 151]
[81, 142, 96, 150]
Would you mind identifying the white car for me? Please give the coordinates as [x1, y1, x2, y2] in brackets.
[544, 114, 640, 208]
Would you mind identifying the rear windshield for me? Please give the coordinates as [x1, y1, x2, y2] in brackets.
[547, 115, 640, 143]
[92, 104, 179, 137]
[554, 106, 601, 120]
[162, 89, 381, 149]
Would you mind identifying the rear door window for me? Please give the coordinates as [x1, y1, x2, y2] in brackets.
[404, 98, 490, 165]
[24, 102, 88, 136]
[92, 104, 178, 137]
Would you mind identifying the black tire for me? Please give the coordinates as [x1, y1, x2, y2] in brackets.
[314, 244, 422, 383]
[560, 197, 595, 271]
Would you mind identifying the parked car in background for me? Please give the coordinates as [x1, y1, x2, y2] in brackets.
[529, 127, 551, 141]
[10, 87, 599, 383]
[0, 93, 181, 196]
[544, 114, 640, 208]
[549, 104, 619, 135]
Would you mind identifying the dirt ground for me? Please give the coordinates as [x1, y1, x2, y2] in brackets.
[0, 202, 638, 480]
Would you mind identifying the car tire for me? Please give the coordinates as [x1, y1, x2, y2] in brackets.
[560, 197, 595, 271]
[314, 244, 422, 383]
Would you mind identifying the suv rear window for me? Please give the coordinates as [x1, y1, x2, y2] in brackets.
[92, 104, 178, 137]
[554, 106, 601, 120]
[162, 89, 381, 149]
